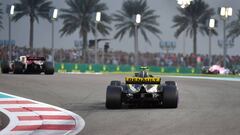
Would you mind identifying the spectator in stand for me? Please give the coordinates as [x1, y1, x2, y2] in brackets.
[0, 45, 239, 67]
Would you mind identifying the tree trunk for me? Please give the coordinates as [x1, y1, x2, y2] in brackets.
[29, 15, 34, 54]
[193, 27, 197, 54]
[134, 24, 139, 66]
[82, 32, 88, 63]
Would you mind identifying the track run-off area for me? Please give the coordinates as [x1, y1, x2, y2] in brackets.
[0, 73, 240, 135]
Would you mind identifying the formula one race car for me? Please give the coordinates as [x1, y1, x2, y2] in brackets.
[1, 56, 54, 74]
[106, 67, 178, 109]
[201, 65, 239, 75]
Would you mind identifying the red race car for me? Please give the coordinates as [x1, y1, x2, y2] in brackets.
[1, 56, 54, 75]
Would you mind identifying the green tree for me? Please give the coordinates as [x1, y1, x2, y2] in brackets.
[0, 2, 3, 30]
[113, 0, 161, 65]
[60, 0, 111, 63]
[172, 0, 215, 54]
[113, 0, 160, 43]
[12, 0, 52, 50]
[227, 10, 240, 40]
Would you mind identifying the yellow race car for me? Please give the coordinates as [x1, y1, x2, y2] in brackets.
[106, 67, 178, 109]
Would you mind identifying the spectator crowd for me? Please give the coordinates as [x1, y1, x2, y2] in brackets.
[0, 45, 240, 68]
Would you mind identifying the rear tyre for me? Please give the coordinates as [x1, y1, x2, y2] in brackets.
[213, 70, 219, 74]
[201, 66, 209, 74]
[165, 81, 176, 86]
[1, 61, 10, 74]
[106, 86, 122, 109]
[13, 62, 23, 74]
[44, 62, 54, 75]
[110, 80, 121, 86]
[162, 85, 178, 108]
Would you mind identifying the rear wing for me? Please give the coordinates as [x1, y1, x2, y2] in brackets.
[125, 77, 161, 84]
[140, 66, 149, 70]
[27, 56, 46, 61]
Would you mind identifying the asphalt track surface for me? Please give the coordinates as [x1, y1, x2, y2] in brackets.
[0, 73, 240, 135]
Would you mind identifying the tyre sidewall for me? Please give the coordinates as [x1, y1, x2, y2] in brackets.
[13, 62, 23, 74]
[162, 85, 178, 108]
[1, 61, 10, 73]
[44, 62, 54, 75]
[165, 81, 176, 86]
[106, 85, 122, 109]
[110, 81, 121, 86]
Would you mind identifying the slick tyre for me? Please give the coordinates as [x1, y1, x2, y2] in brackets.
[1, 61, 10, 74]
[165, 81, 176, 86]
[201, 67, 209, 74]
[106, 86, 122, 109]
[162, 85, 178, 108]
[13, 62, 23, 74]
[213, 70, 219, 74]
[44, 62, 54, 75]
[110, 81, 121, 86]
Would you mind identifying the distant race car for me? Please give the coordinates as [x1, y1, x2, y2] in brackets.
[201, 65, 239, 75]
[105, 67, 178, 109]
[1, 56, 54, 75]
[202, 65, 230, 74]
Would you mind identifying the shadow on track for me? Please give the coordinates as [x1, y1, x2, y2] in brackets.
[63, 102, 176, 112]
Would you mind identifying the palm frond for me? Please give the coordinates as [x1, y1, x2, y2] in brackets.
[227, 10, 240, 39]
[60, 0, 111, 38]
[113, 0, 161, 44]
[12, 0, 52, 23]
[173, 0, 215, 38]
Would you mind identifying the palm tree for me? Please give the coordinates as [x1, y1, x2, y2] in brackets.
[0, 2, 3, 30]
[60, 0, 112, 63]
[227, 10, 240, 40]
[12, 0, 52, 51]
[113, 0, 161, 65]
[172, 0, 215, 54]
[113, 0, 161, 43]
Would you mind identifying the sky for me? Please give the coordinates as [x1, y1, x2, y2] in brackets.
[0, 0, 240, 55]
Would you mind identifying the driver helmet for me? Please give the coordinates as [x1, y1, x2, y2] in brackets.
[139, 70, 148, 77]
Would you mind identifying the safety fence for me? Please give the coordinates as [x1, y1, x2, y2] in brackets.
[55, 63, 201, 74]
[0, 61, 201, 74]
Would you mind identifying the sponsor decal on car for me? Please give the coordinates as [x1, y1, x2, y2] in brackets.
[125, 77, 161, 84]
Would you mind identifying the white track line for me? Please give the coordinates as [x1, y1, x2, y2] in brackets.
[162, 75, 240, 82]
[0, 92, 85, 135]
[58, 72, 103, 75]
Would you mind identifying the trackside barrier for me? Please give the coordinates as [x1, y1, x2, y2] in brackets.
[0, 61, 200, 74]
[55, 63, 201, 74]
